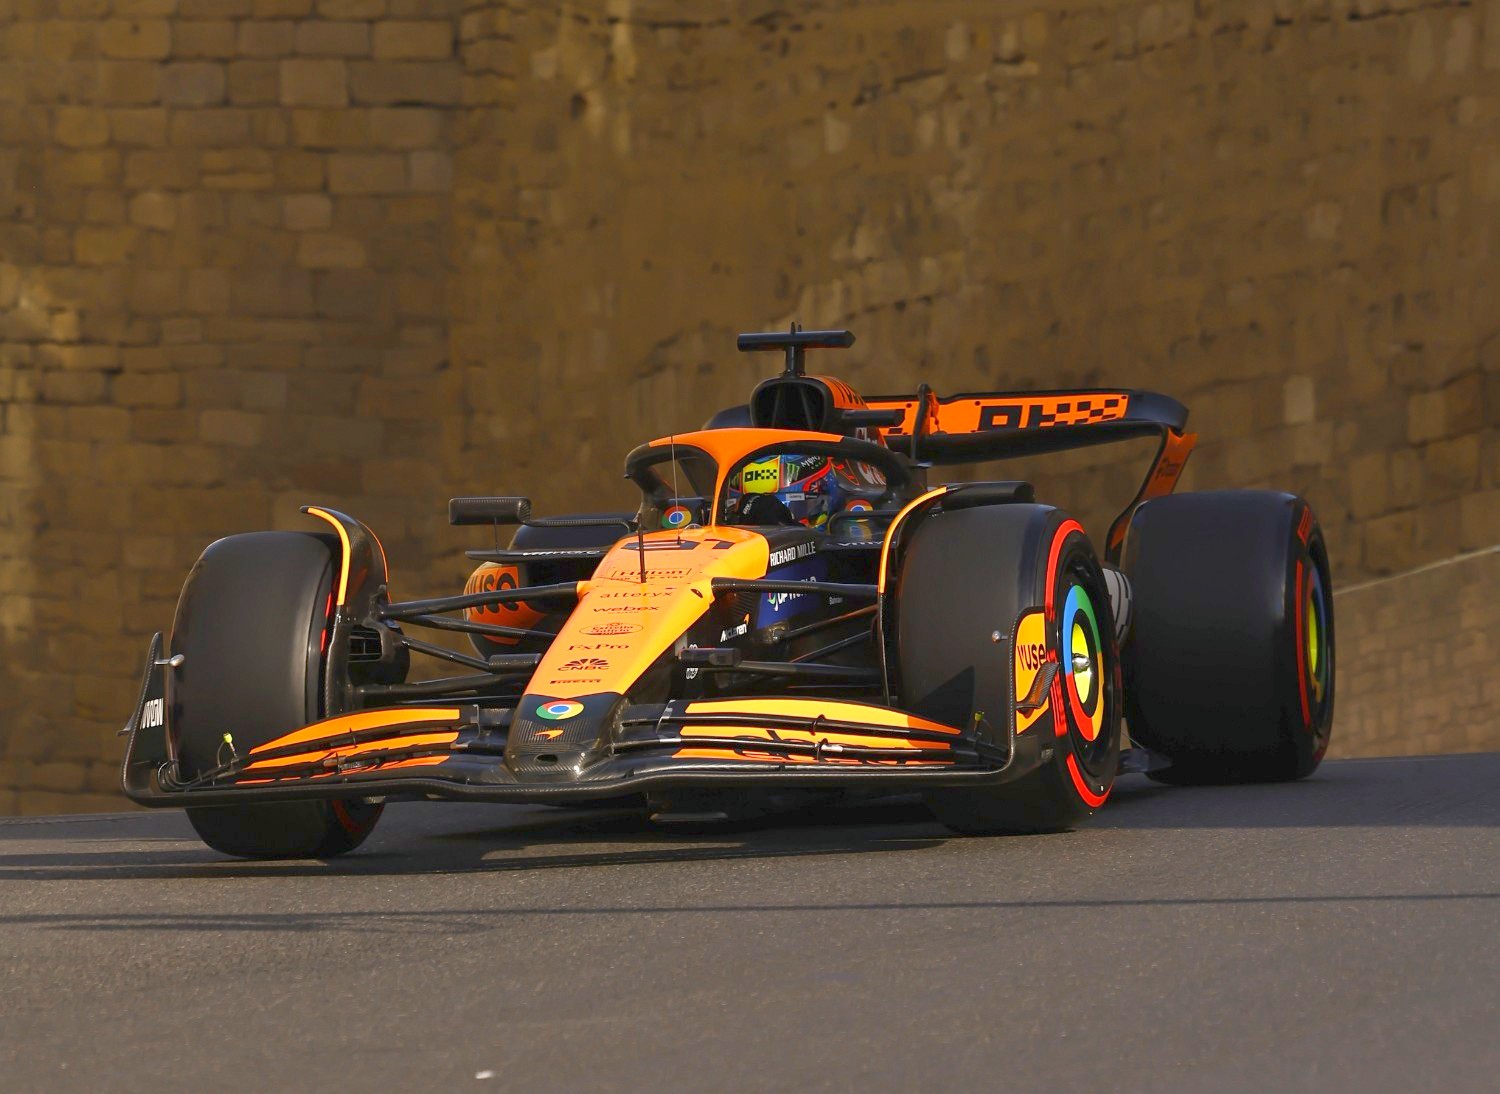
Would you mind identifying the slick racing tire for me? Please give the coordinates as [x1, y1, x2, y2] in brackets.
[1121, 491, 1334, 784]
[897, 504, 1122, 835]
[170, 531, 383, 858]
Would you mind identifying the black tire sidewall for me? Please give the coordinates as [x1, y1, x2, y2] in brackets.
[899, 506, 1120, 833]
[1124, 492, 1334, 783]
[168, 531, 384, 857]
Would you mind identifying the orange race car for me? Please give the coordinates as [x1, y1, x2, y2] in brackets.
[121, 327, 1335, 858]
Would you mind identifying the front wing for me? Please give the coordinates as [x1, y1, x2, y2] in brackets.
[121, 634, 1042, 808]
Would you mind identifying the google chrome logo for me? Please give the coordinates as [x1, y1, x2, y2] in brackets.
[536, 700, 584, 721]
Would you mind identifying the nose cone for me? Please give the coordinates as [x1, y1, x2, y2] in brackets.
[506, 692, 623, 780]
[507, 527, 771, 779]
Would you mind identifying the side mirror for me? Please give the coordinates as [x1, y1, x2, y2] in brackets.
[448, 497, 531, 526]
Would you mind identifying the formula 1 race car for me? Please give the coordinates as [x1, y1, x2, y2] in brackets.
[121, 327, 1335, 858]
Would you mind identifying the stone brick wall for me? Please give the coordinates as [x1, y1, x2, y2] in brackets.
[1332, 547, 1500, 757]
[2, 0, 1498, 812]
[0, 0, 464, 813]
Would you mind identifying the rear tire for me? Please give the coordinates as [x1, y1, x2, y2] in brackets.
[171, 531, 383, 858]
[1121, 491, 1334, 784]
[896, 504, 1122, 834]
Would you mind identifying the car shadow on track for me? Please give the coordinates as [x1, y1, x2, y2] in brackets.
[1, 753, 1496, 885]
[0, 796, 955, 883]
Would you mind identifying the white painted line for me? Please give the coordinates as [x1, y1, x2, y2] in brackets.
[1335, 543, 1500, 597]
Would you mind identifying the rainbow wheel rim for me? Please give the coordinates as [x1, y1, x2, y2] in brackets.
[1061, 584, 1105, 742]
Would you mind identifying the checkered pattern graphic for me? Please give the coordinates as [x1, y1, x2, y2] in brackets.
[963, 393, 1130, 432]
[1029, 394, 1128, 428]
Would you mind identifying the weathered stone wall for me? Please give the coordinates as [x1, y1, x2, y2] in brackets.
[1332, 547, 1500, 758]
[2, 0, 1498, 812]
[0, 0, 464, 813]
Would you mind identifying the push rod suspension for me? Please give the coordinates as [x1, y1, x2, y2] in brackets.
[401, 611, 558, 643]
[709, 578, 878, 600]
[378, 581, 580, 621]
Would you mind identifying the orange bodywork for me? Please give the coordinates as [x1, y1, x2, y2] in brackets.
[245, 730, 461, 773]
[1105, 428, 1197, 556]
[463, 561, 548, 640]
[671, 698, 961, 766]
[249, 707, 464, 755]
[237, 708, 465, 778]
[647, 427, 851, 507]
[523, 524, 770, 700]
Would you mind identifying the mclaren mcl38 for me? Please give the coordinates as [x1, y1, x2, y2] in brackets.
[122, 327, 1334, 857]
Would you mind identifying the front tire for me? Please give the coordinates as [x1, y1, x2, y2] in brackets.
[896, 504, 1122, 834]
[171, 531, 383, 858]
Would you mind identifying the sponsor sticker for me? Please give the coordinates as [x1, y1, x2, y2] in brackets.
[663, 505, 693, 529]
[768, 540, 818, 568]
[1013, 609, 1050, 734]
[739, 457, 781, 493]
[756, 557, 825, 625]
[140, 697, 164, 729]
[582, 622, 642, 635]
[536, 700, 584, 721]
[558, 657, 609, 672]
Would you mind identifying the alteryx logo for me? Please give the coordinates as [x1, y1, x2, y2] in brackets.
[756, 557, 825, 626]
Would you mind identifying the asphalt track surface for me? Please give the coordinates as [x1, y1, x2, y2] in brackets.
[1, 754, 1498, 1093]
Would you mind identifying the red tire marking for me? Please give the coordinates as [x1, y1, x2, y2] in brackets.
[1067, 753, 1109, 808]
[1043, 519, 1086, 620]
[331, 799, 368, 837]
[1294, 559, 1310, 729]
[1051, 668, 1068, 739]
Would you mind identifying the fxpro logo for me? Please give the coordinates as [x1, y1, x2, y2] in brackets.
[765, 577, 816, 610]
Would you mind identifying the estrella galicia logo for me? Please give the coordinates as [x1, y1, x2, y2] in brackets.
[536, 700, 584, 721]
[582, 623, 641, 636]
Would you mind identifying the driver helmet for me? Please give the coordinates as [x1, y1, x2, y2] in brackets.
[728, 454, 884, 528]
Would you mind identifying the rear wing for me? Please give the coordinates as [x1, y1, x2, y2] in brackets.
[863, 387, 1197, 561]
[863, 387, 1187, 462]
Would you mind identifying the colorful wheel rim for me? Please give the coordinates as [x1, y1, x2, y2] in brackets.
[1061, 583, 1105, 743]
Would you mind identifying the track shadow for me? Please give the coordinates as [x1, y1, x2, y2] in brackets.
[1096, 754, 1500, 830]
[0, 796, 951, 883]
[1, 754, 1495, 885]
